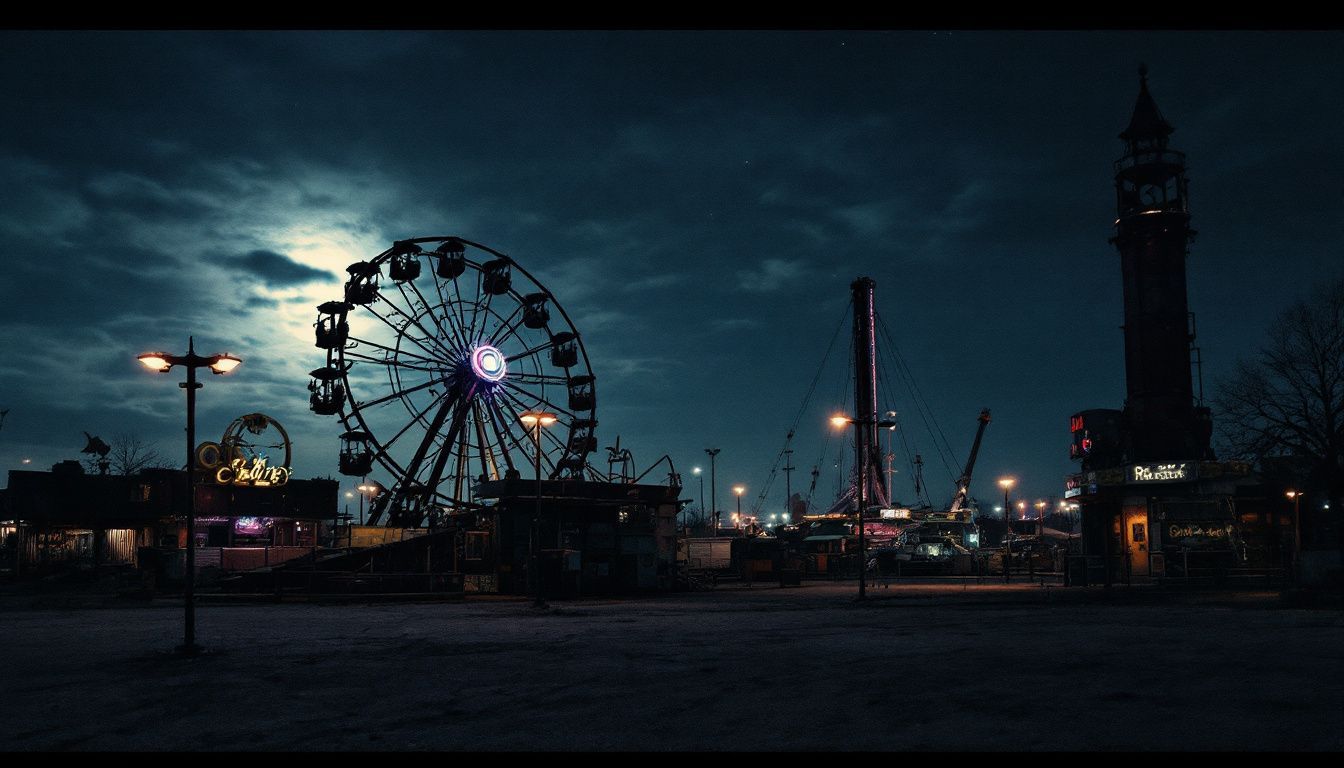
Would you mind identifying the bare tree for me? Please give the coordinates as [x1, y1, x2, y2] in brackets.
[82, 433, 170, 476]
[1215, 275, 1344, 553]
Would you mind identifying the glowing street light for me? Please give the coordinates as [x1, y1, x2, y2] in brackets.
[136, 336, 241, 656]
[733, 485, 746, 530]
[520, 410, 557, 608]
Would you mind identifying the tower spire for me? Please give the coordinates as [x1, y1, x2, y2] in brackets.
[1120, 63, 1174, 148]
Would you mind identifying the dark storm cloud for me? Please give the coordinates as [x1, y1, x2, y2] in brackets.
[229, 250, 335, 286]
[0, 30, 1340, 512]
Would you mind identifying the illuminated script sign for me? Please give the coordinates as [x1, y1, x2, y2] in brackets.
[1167, 522, 1232, 540]
[1130, 463, 1190, 483]
[215, 457, 291, 487]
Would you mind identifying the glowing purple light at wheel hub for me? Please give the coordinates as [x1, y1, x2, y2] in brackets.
[470, 345, 507, 382]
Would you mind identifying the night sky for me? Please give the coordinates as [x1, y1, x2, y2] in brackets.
[1, 31, 1340, 518]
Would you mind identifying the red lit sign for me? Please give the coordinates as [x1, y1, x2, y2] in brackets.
[1070, 415, 1085, 433]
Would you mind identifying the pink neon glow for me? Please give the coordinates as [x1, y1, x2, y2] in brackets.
[471, 345, 507, 382]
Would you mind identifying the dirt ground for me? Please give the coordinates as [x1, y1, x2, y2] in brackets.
[1, 581, 1340, 751]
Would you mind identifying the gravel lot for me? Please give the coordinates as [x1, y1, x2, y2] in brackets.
[2, 582, 1341, 751]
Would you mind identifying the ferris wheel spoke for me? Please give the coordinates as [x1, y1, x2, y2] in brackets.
[365, 302, 456, 363]
[498, 380, 580, 421]
[469, 270, 491, 341]
[343, 348, 442, 374]
[426, 266, 469, 349]
[505, 339, 556, 364]
[345, 336, 442, 367]
[402, 280, 467, 356]
[448, 268, 472, 341]
[378, 390, 451, 454]
[509, 372, 572, 385]
[486, 302, 526, 347]
[489, 396, 557, 476]
[353, 376, 443, 411]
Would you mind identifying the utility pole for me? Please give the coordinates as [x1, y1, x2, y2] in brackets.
[783, 449, 795, 524]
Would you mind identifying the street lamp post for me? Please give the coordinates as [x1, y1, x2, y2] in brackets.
[520, 410, 557, 608]
[998, 477, 1015, 584]
[692, 467, 704, 535]
[356, 480, 381, 526]
[1286, 490, 1302, 585]
[831, 413, 895, 601]
[137, 337, 241, 657]
[705, 448, 720, 536]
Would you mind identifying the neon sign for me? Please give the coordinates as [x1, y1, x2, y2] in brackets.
[215, 456, 291, 487]
[1130, 463, 1190, 483]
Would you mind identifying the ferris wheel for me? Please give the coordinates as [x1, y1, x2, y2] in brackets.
[308, 236, 599, 526]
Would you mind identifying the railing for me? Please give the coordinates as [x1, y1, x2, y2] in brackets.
[1114, 148, 1186, 173]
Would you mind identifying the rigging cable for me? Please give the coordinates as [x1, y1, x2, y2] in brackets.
[874, 310, 959, 488]
[749, 301, 850, 517]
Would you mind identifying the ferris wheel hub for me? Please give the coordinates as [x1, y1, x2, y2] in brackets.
[470, 344, 507, 382]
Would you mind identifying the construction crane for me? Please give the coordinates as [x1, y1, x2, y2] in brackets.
[946, 408, 991, 519]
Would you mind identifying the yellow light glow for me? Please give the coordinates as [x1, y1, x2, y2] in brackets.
[1285, 490, 1298, 499]
[519, 411, 557, 428]
[210, 355, 242, 374]
[998, 477, 1016, 490]
[137, 354, 171, 372]
[732, 485, 745, 495]
[830, 415, 850, 429]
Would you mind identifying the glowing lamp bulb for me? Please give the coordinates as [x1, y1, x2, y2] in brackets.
[210, 354, 242, 374]
[830, 415, 850, 429]
[471, 345, 507, 382]
[137, 353, 171, 372]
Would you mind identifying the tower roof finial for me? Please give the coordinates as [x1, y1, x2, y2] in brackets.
[1120, 64, 1173, 143]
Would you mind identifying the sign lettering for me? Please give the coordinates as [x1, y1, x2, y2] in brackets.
[1167, 523, 1231, 540]
[1130, 463, 1189, 483]
[215, 456, 291, 487]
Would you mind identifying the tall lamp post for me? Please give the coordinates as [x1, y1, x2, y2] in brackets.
[137, 338, 241, 657]
[1285, 489, 1301, 585]
[705, 448, 720, 536]
[831, 413, 896, 600]
[998, 477, 1015, 584]
[733, 485, 746, 531]
[356, 480, 381, 526]
[520, 411, 557, 608]
[692, 467, 704, 534]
